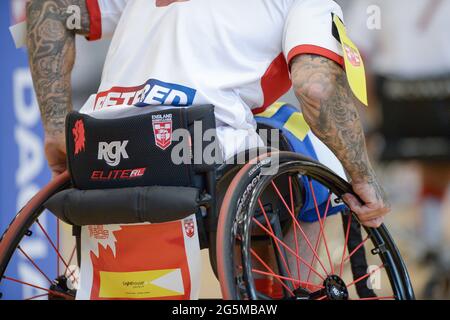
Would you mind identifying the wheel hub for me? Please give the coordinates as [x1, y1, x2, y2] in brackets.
[323, 275, 349, 300]
[48, 276, 76, 300]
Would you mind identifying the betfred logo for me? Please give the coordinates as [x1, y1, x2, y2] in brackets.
[183, 218, 195, 238]
[94, 79, 196, 110]
[98, 140, 129, 167]
[152, 114, 173, 150]
[91, 168, 146, 181]
[72, 119, 86, 155]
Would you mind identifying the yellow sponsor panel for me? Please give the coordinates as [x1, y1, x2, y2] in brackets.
[255, 102, 285, 118]
[99, 269, 184, 299]
[333, 14, 368, 106]
[284, 112, 310, 141]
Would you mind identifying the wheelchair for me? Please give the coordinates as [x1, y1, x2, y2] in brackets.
[0, 104, 415, 300]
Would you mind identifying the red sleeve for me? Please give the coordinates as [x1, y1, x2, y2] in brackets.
[85, 0, 102, 41]
[287, 45, 344, 68]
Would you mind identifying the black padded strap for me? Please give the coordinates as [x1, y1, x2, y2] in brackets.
[45, 186, 200, 226]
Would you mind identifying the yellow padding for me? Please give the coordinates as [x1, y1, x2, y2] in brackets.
[255, 102, 285, 118]
[283, 112, 310, 141]
[99, 269, 184, 299]
[333, 14, 368, 106]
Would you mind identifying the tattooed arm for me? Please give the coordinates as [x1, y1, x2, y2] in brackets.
[291, 54, 389, 228]
[26, 0, 90, 176]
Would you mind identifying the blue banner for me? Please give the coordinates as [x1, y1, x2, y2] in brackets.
[0, 0, 55, 299]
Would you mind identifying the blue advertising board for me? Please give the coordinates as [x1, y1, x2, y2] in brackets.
[0, 0, 55, 299]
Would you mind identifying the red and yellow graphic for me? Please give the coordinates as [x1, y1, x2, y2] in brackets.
[82, 220, 197, 300]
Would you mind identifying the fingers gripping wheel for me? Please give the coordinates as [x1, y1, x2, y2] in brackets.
[216, 151, 415, 300]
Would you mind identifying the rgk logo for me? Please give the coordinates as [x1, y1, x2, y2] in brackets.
[98, 140, 129, 167]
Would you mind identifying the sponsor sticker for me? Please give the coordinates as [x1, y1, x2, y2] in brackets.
[99, 269, 184, 299]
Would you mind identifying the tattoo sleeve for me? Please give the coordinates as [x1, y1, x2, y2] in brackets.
[291, 54, 376, 185]
[26, 0, 90, 137]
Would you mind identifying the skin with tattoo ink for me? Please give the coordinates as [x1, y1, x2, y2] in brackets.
[26, 0, 89, 177]
[291, 55, 390, 228]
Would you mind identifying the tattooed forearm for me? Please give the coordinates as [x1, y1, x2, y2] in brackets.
[291, 54, 377, 185]
[26, 0, 89, 137]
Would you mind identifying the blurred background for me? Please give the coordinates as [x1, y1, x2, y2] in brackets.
[0, 0, 449, 299]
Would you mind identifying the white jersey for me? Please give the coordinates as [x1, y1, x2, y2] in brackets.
[81, 0, 345, 159]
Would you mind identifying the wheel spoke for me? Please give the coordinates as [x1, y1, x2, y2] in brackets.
[270, 181, 329, 276]
[309, 180, 334, 274]
[288, 176, 301, 283]
[252, 269, 323, 289]
[346, 264, 384, 288]
[250, 249, 295, 297]
[26, 293, 49, 300]
[343, 235, 370, 263]
[252, 217, 325, 281]
[2, 276, 74, 300]
[306, 193, 332, 283]
[18, 246, 53, 285]
[65, 245, 77, 275]
[257, 199, 295, 288]
[36, 220, 76, 284]
[339, 213, 352, 277]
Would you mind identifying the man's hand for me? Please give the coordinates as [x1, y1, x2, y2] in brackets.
[343, 180, 390, 228]
[291, 54, 390, 228]
[44, 134, 67, 178]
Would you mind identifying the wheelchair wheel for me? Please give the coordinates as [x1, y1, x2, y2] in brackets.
[0, 172, 75, 300]
[217, 151, 415, 300]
